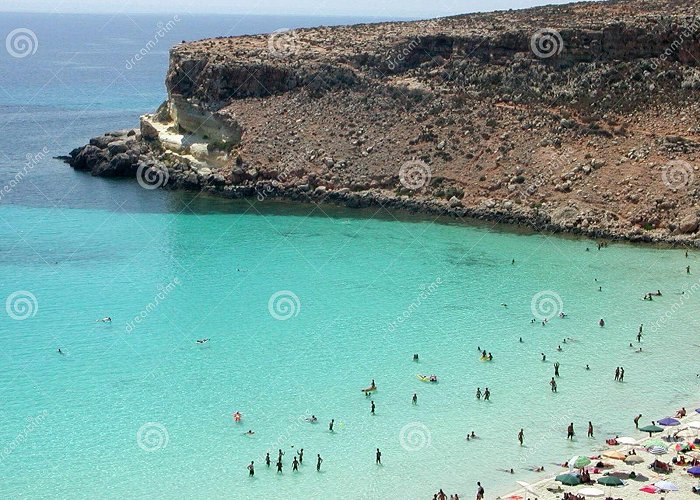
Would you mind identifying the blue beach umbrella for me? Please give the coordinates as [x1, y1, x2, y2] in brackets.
[689, 466, 700, 476]
[658, 417, 681, 426]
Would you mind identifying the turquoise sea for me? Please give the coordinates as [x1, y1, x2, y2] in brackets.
[1, 12, 700, 500]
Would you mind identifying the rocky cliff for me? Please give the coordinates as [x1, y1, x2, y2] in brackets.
[66, 0, 700, 244]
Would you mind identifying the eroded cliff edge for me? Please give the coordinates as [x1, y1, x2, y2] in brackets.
[66, 0, 700, 244]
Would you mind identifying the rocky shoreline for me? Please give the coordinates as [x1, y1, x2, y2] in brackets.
[64, 127, 699, 246]
[64, 0, 700, 246]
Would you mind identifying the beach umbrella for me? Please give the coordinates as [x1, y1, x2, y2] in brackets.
[616, 436, 637, 445]
[658, 417, 681, 426]
[639, 485, 658, 494]
[654, 480, 679, 491]
[602, 450, 626, 460]
[695, 408, 700, 414]
[569, 455, 592, 469]
[649, 446, 667, 455]
[645, 438, 666, 448]
[688, 421, 700, 429]
[597, 476, 624, 486]
[631, 473, 649, 481]
[675, 442, 695, 452]
[515, 481, 537, 495]
[556, 473, 581, 486]
[688, 466, 700, 476]
[639, 424, 663, 436]
[625, 454, 644, 464]
[577, 487, 604, 497]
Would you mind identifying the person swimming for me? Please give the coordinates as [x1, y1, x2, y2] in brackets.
[541, 352, 546, 362]
[585, 364, 590, 370]
[599, 318, 605, 327]
[413, 354, 419, 361]
[196, 338, 209, 344]
[307, 415, 318, 423]
[244, 430, 255, 435]
[97, 317, 112, 322]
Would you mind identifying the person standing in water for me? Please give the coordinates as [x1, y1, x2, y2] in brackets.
[619, 367, 625, 382]
[376, 448, 382, 465]
[484, 388, 490, 401]
[518, 428, 524, 446]
[541, 352, 546, 362]
[298, 448, 304, 464]
[276, 458, 283, 473]
[412, 393, 418, 405]
[599, 318, 605, 327]
[476, 482, 485, 500]
[550, 377, 557, 392]
[292, 456, 299, 471]
[688, 266, 691, 274]
[329, 419, 334, 432]
[248, 461, 254, 476]
[265, 452, 271, 467]
[278, 449, 285, 462]
[614, 367, 620, 381]
[476, 387, 481, 399]
[554, 362, 560, 377]
[588, 421, 594, 438]
[316, 454, 323, 471]
[634, 414, 642, 428]
[371, 400, 375, 414]
[567, 423, 575, 440]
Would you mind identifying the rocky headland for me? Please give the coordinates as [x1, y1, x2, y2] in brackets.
[65, 0, 700, 244]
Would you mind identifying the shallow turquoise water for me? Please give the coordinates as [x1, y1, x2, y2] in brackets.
[2, 10, 700, 500]
[1, 199, 699, 499]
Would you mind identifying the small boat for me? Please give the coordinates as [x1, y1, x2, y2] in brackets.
[417, 374, 438, 383]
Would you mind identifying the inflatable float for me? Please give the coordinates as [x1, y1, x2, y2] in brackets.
[417, 374, 438, 383]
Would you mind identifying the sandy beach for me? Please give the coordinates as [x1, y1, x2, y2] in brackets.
[500, 405, 700, 500]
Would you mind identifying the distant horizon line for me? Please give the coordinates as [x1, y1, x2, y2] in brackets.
[0, 10, 439, 20]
